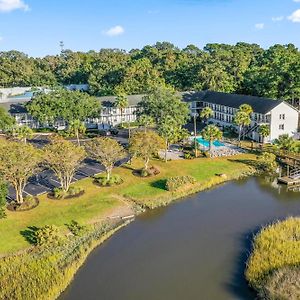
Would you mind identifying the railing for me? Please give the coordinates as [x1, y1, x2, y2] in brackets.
[241, 124, 259, 138]
[289, 169, 300, 179]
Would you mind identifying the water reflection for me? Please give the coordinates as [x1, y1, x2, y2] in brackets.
[60, 177, 300, 300]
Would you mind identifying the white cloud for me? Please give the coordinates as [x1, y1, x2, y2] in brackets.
[0, 0, 29, 12]
[293, 0, 300, 2]
[272, 16, 284, 22]
[255, 23, 265, 30]
[288, 9, 300, 22]
[103, 25, 125, 37]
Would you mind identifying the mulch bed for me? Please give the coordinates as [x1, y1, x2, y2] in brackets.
[7, 197, 40, 212]
[132, 166, 160, 178]
[47, 190, 85, 200]
[93, 179, 124, 187]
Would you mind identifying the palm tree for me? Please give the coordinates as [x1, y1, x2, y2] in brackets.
[115, 94, 129, 128]
[234, 104, 253, 144]
[234, 111, 251, 143]
[239, 104, 253, 115]
[14, 125, 33, 144]
[69, 120, 86, 146]
[201, 125, 223, 154]
[274, 134, 296, 152]
[258, 124, 270, 145]
[200, 107, 213, 123]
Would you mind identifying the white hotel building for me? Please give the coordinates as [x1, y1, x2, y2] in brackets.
[184, 91, 299, 143]
[0, 89, 298, 143]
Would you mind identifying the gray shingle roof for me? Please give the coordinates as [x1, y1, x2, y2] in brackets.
[96, 94, 145, 107]
[182, 90, 285, 114]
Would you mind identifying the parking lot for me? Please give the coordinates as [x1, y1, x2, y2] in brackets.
[7, 134, 129, 201]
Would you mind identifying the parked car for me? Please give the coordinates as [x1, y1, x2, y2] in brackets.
[98, 130, 111, 136]
[109, 128, 119, 135]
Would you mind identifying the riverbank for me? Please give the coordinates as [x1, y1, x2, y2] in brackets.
[0, 153, 257, 255]
[0, 154, 258, 300]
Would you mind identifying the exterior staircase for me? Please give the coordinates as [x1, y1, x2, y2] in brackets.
[241, 124, 259, 139]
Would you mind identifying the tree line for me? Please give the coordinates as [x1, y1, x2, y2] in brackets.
[1, 42, 300, 104]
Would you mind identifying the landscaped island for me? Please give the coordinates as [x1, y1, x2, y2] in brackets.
[0, 154, 255, 300]
[246, 217, 300, 300]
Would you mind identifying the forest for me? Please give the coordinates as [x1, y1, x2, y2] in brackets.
[0, 42, 300, 104]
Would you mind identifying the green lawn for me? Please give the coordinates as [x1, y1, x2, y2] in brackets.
[0, 153, 256, 255]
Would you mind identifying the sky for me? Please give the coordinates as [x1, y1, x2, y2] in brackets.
[0, 0, 300, 57]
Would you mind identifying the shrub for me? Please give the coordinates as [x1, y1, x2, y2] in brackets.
[52, 186, 84, 199]
[258, 152, 277, 173]
[67, 220, 87, 236]
[53, 187, 67, 199]
[245, 217, 300, 293]
[183, 152, 193, 159]
[166, 175, 196, 192]
[68, 186, 84, 196]
[94, 174, 123, 186]
[35, 225, 64, 247]
[139, 166, 160, 177]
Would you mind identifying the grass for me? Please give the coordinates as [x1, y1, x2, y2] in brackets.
[246, 217, 300, 298]
[0, 222, 129, 300]
[0, 153, 256, 255]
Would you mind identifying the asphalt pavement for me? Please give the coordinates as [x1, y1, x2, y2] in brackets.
[7, 134, 129, 201]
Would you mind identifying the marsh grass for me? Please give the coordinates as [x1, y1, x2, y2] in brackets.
[0, 221, 129, 300]
[246, 217, 300, 298]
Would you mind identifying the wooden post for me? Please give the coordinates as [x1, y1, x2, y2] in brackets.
[287, 165, 290, 177]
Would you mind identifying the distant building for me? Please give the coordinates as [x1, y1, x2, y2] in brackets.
[184, 90, 299, 143]
[0, 94, 142, 129]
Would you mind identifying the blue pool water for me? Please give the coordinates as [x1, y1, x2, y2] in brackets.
[196, 137, 225, 148]
[9, 91, 33, 99]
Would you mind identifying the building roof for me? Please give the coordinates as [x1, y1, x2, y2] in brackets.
[0, 90, 295, 116]
[182, 90, 287, 114]
[96, 94, 145, 107]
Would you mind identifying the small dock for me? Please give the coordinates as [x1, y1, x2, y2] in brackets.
[278, 176, 300, 186]
[278, 167, 300, 186]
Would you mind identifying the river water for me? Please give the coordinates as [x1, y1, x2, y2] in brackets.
[59, 176, 300, 300]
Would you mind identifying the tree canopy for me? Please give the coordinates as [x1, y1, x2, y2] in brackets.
[1, 42, 299, 106]
[0, 140, 42, 204]
[85, 138, 126, 180]
[26, 89, 101, 125]
[43, 136, 86, 192]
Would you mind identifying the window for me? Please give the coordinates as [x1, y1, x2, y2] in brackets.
[279, 114, 286, 120]
[279, 124, 285, 130]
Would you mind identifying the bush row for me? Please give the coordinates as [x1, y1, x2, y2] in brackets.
[165, 175, 196, 192]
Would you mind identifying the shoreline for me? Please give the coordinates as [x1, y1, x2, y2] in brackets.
[54, 166, 256, 299]
[0, 155, 258, 300]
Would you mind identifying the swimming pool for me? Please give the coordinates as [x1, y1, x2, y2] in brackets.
[8, 91, 33, 100]
[196, 137, 225, 148]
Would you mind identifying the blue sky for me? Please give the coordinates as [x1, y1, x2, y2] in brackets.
[0, 0, 300, 57]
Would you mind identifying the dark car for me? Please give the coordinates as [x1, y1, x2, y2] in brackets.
[98, 130, 111, 136]
[109, 128, 119, 135]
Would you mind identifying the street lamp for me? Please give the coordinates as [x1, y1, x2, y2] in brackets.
[191, 112, 199, 157]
